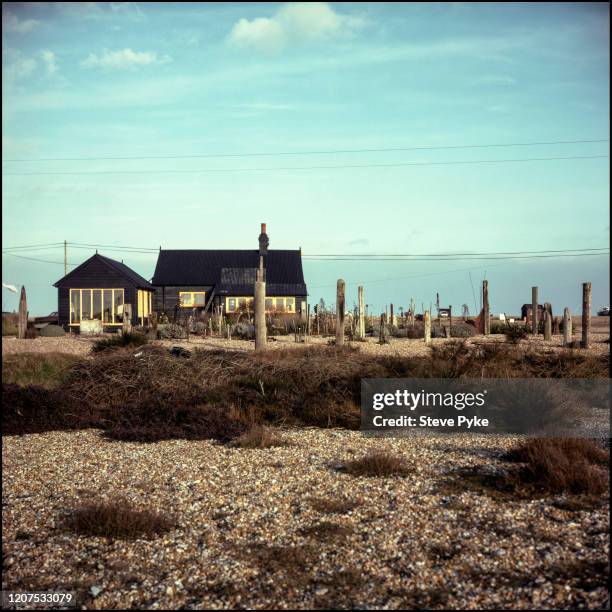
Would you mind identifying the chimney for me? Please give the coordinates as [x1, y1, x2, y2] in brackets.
[258, 222, 269, 256]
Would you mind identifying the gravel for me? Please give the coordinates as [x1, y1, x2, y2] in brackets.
[2, 429, 609, 609]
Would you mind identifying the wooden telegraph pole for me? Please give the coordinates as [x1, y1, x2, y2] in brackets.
[336, 279, 345, 346]
[581, 282, 591, 349]
[424, 310, 431, 344]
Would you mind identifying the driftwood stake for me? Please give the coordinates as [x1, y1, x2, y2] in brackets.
[358, 286, 365, 340]
[531, 286, 538, 335]
[424, 310, 431, 344]
[582, 282, 591, 349]
[543, 307, 552, 341]
[563, 307, 572, 346]
[336, 279, 345, 346]
[482, 281, 490, 335]
[18, 286, 27, 339]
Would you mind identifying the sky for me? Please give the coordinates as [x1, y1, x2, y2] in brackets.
[2, 2, 610, 316]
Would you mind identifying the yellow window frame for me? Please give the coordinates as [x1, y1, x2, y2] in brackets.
[69, 288, 125, 326]
[226, 296, 295, 313]
[179, 291, 206, 308]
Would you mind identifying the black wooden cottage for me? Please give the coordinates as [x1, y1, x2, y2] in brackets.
[54, 254, 156, 330]
[151, 224, 308, 320]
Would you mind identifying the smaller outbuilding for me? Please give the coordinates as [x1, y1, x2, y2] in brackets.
[53, 253, 155, 331]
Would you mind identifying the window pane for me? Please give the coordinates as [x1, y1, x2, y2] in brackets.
[275, 298, 285, 311]
[115, 290, 124, 323]
[228, 298, 236, 312]
[194, 292, 205, 306]
[286, 298, 295, 312]
[93, 290, 102, 320]
[238, 298, 246, 308]
[181, 293, 192, 307]
[82, 290, 92, 320]
[265, 298, 273, 311]
[103, 290, 113, 322]
[70, 290, 80, 324]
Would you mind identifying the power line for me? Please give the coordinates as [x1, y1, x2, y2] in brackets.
[2, 154, 608, 176]
[303, 252, 609, 261]
[1, 242, 65, 252]
[3, 138, 608, 162]
[304, 248, 609, 257]
[2, 252, 77, 266]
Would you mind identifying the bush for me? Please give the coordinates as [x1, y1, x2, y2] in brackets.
[450, 323, 478, 338]
[342, 451, 412, 477]
[505, 325, 528, 343]
[65, 498, 174, 539]
[2, 313, 18, 336]
[232, 321, 255, 340]
[157, 323, 187, 339]
[39, 324, 65, 337]
[231, 425, 289, 448]
[404, 323, 424, 339]
[193, 321, 208, 336]
[92, 332, 148, 353]
[504, 438, 609, 494]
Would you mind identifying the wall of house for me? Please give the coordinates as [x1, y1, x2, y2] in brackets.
[155, 285, 212, 321]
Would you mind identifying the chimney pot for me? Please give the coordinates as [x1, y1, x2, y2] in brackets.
[261, 223, 266, 234]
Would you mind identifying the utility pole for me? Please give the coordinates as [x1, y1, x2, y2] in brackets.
[64, 240, 68, 276]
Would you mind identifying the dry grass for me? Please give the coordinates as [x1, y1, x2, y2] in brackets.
[91, 332, 149, 353]
[3, 342, 609, 440]
[65, 498, 174, 539]
[505, 438, 609, 495]
[343, 451, 413, 477]
[309, 496, 360, 514]
[231, 425, 290, 448]
[2, 352, 81, 388]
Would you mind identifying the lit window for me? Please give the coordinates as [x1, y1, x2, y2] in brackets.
[179, 291, 206, 307]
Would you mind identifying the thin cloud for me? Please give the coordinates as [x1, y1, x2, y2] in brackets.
[40, 49, 57, 75]
[81, 48, 171, 70]
[3, 13, 40, 33]
[3, 50, 37, 81]
[227, 2, 366, 54]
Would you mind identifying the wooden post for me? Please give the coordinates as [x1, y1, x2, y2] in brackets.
[544, 308, 552, 341]
[448, 305, 452, 337]
[18, 286, 27, 339]
[483, 280, 490, 335]
[531, 286, 538, 335]
[122, 304, 132, 334]
[424, 310, 431, 345]
[378, 314, 386, 344]
[552, 316, 560, 335]
[358, 286, 365, 340]
[563, 307, 572, 346]
[336, 279, 345, 346]
[217, 304, 223, 337]
[390, 303, 395, 327]
[306, 304, 311, 343]
[582, 282, 591, 349]
[255, 274, 266, 352]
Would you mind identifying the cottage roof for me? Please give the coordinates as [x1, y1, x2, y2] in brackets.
[152, 249, 307, 295]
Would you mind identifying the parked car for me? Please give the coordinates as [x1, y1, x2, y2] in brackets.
[34, 311, 59, 324]
[597, 306, 610, 316]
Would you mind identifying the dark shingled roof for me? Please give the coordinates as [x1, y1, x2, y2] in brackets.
[152, 250, 307, 296]
[53, 253, 155, 290]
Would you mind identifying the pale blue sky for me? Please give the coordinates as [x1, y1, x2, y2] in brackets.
[2, 2, 610, 315]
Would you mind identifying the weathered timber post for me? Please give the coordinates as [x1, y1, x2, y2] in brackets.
[358, 286, 365, 340]
[122, 304, 132, 334]
[531, 287, 538, 335]
[544, 308, 552, 341]
[582, 282, 591, 349]
[563, 307, 572, 346]
[18, 286, 27, 339]
[483, 281, 490, 335]
[448, 305, 452, 337]
[336, 279, 345, 346]
[305, 304, 310, 344]
[254, 272, 266, 352]
[424, 310, 431, 344]
[552, 316, 560, 335]
[390, 303, 395, 327]
[378, 314, 386, 344]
